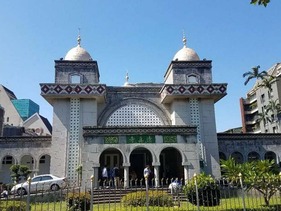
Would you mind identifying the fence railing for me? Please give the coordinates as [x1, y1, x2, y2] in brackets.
[0, 178, 281, 211]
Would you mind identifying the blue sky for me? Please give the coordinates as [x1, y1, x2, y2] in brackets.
[1, 1, 281, 132]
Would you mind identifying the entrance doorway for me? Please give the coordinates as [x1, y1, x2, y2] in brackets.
[104, 154, 120, 169]
[130, 148, 152, 180]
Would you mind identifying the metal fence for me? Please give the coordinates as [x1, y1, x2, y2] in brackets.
[0, 178, 281, 211]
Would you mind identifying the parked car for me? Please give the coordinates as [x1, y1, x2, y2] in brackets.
[11, 174, 67, 195]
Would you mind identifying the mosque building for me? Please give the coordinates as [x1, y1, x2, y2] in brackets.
[40, 34, 227, 187]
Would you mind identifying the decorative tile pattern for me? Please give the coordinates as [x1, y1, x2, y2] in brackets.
[68, 98, 80, 182]
[104, 136, 119, 144]
[106, 104, 163, 126]
[163, 135, 177, 143]
[161, 84, 227, 96]
[190, 98, 203, 160]
[83, 126, 197, 137]
[40, 84, 106, 95]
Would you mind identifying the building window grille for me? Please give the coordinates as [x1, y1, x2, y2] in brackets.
[2, 156, 13, 164]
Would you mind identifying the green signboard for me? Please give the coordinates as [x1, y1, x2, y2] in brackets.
[163, 135, 177, 143]
[126, 135, 155, 144]
[104, 136, 119, 144]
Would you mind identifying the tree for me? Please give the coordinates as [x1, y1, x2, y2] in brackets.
[256, 111, 271, 126]
[10, 164, 32, 183]
[251, 0, 270, 7]
[221, 158, 281, 206]
[266, 99, 281, 122]
[257, 75, 275, 92]
[243, 65, 268, 86]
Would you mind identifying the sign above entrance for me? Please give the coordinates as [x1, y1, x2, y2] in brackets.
[126, 135, 155, 144]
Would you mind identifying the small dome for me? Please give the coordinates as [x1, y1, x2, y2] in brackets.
[64, 35, 92, 61]
[173, 35, 200, 61]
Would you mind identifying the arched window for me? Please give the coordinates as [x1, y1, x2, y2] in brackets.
[248, 151, 260, 162]
[264, 151, 276, 163]
[231, 151, 244, 164]
[2, 156, 13, 164]
[70, 74, 81, 84]
[187, 75, 199, 84]
[106, 104, 163, 126]
[219, 152, 227, 161]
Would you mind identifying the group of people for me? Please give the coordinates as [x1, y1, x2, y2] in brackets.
[101, 165, 120, 188]
[101, 164, 153, 188]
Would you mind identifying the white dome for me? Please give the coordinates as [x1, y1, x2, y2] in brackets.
[173, 46, 200, 61]
[173, 35, 200, 61]
[65, 45, 92, 61]
[64, 35, 92, 61]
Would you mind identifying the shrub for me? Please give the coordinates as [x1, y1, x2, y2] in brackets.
[66, 192, 91, 211]
[183, 173, 220, 207]
[0, 201, 28, 211]
[121, 190, 174, 207]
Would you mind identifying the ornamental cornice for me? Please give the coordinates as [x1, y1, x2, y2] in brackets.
[55, 60, 97, 67]
[40, 84, 106, 96]
[107, 86, 162, 93]
[171, 61, 212, 68]
[0, 136, 51, 148]
[160, 84, 227, 95]
[83, 125, 197, 137]
[217, 133, 281, 140]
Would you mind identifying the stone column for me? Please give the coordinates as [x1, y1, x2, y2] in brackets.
[152, 162, 160, 187]
[93, 167, 99, 188]
[183, 165, 189, 185]
[123, 164, 130, 188]
[153, 165, 160, 187]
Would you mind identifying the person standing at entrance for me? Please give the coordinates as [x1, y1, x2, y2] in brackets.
[143, 165, 151, 178]
[112, 164, 120, 188]
[102, 165, 109, 187]
[143, 165, 151, 185]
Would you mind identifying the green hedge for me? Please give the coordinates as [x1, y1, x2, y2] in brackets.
[0, 201, 28, 211]
[66, 192, 91, 211]
[121, 190, 174, 207]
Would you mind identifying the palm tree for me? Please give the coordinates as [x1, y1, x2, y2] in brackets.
[243, 65, 268, 85]
[266, 99, 281, 122]
[256, 111, 271, 128]
[257, 75, 275, 92]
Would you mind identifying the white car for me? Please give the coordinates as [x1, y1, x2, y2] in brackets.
[11, 174, 67, 195]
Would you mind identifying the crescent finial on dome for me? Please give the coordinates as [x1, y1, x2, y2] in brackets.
[182, 31, 187, 47]
[77, 28, 81, 46]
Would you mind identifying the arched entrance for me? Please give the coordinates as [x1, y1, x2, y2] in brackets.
[38, 154, 51, 175]
[1, 155, 16, 183]
[20, 155, 34, 171]
[99, 148, 123, 180]
[160, 147, 183, 179]
[129, 147, 152, 180]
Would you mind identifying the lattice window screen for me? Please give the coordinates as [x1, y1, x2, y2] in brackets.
[106, 104, 163, 126]
[68, 98, 80, 182]
[190, 99, 204, 160]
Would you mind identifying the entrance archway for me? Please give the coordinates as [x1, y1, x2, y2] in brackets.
[129, 147, 152, 180]
[38, 154, 50, 175]
[99, 148, 123, 179]
[160, 147, 183, 179]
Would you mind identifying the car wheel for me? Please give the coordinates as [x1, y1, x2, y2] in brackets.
[17, 188, 26, 195]
[50, 184, 60, 191]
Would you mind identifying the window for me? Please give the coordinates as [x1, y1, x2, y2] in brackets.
[2, 156, 13, 164]
[39, 155, 46, 164]
[231, 152, 243, 164]
[264, 151, 276, 162]
[187, 75, 199, 84]
[6, 117, 9, 123]
[70, 75, 81, 84]
[248, 151, 260, 162]
[260, 94, 265, 104]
